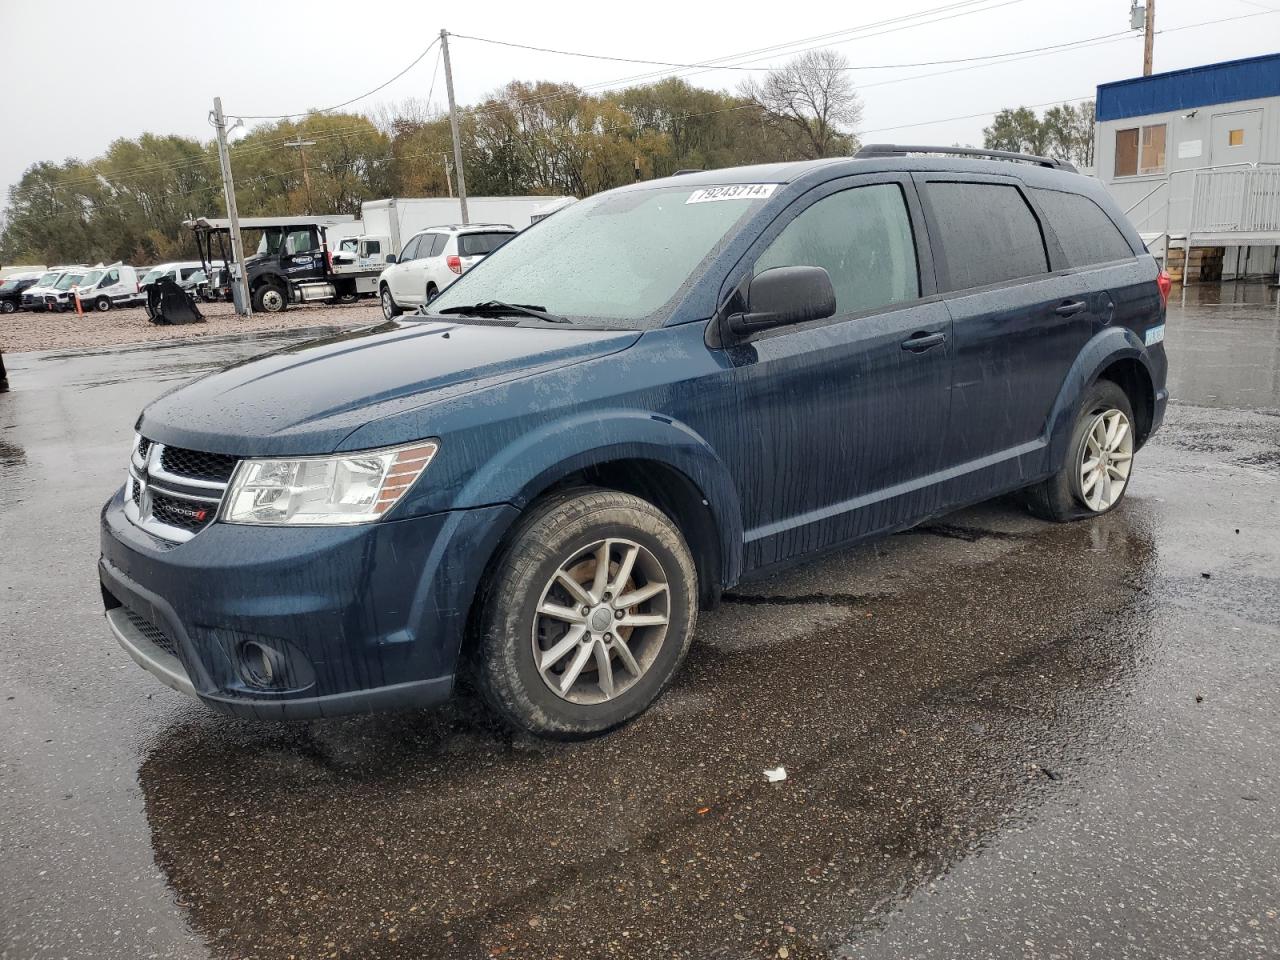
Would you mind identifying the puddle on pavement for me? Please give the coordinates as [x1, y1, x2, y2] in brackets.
[135, 505, 1157, 959]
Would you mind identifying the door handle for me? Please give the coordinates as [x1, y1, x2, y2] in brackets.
[1055, 300, 1087, 317]
[901, 331, 947, 352]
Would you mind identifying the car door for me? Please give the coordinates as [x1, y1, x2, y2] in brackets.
[722, 176, 953, 569]
[915, 175, 1091, 482]
[390, 235, 422, 302]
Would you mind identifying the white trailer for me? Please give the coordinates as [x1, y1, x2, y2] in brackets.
[360, 196, 573, 256]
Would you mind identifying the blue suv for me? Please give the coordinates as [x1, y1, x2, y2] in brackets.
[100, 146, 1169, 737]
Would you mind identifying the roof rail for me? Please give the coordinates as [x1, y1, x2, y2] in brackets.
[854, 143, 1077, 172]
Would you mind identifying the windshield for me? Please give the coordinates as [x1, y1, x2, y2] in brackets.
[55, 273, 85, 291]
[141, 268, 166, 284]
[33, 271, 59, 288]
[428, 184, 771, 325]
[80, 270, 104, 287]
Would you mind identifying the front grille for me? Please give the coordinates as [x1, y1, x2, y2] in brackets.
[160, 446, 238, 483]
[126, 438, 237, 542]
[121, 606, 178, 657]
[151, 492, 214, 532]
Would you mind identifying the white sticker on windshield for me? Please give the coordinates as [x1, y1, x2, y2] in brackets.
[686, 184, 778, 204]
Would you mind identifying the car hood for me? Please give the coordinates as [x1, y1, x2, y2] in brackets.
[139, 318, 641, 456]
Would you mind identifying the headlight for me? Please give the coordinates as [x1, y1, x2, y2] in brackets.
[222, 441, 439, 526]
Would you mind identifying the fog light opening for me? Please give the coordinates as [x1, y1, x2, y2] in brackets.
[240, 640, 283, 689]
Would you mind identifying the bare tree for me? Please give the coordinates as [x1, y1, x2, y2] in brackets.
[742, 50, 863, 159]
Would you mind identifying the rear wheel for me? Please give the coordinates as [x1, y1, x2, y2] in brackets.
[94, 296, 111, 312]
[425, 282, 439, 304]
[1023, 380, 1135, 522]
[253, 284, 287, 313]
[381, 285, 403, 320]
[472, 488, 698, 738]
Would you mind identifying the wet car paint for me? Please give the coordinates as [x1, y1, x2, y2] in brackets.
[1, 285, 1278, 957]
[105, 159, 1167, 720]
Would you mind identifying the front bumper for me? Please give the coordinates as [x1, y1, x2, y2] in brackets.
[99, 488, 518, 719]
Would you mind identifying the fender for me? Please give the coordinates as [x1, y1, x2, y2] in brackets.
[453, 408, 745, 589]
[1043, 325, 1158, 470]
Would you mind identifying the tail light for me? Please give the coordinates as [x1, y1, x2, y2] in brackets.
[446, 255, 462, 275]
[1156, 269, 1172, 308]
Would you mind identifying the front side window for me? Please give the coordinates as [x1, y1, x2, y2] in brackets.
[753, 183, 919, 317]
[927, 182, 1048, 291]
[284, 230, 315, 255]
[399, 236, 422, 261]
[365, 240, 381, 255]
[428, 184, 770, 326]
[1115, 124, 1166, 176]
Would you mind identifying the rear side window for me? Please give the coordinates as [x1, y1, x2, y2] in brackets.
[1031, 188, 1134, 268]
[753, 183, 920, 316]
[458, 232, 515, 257]
[427, 234, 448, 257]
[926, 182, 1048, 290]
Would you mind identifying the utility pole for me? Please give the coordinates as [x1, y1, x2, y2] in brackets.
[440, 29, 469, 224]
[212, 97, 252, 317]
[284, 138, 317, 211]
[1143, 0, 1155, 76]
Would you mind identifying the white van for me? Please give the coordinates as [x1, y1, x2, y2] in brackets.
[20, 266, 87, 310]
[46, 263, 142, 312]
[140, 262, 207, 292]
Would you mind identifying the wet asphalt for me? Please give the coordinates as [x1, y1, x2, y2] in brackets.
[1, 285, 1278, 960]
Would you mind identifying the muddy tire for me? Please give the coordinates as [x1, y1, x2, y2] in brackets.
[1023, 379, 1135, 522]
[472, 488, 698, 738]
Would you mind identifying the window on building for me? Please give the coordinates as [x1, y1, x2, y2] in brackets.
[1229, 128, 1245, 146]
[1115, 124, 1167, 176]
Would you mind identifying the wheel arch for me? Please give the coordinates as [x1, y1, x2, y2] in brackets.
[1044, 327, 1159, 468]
[451, 410, 745, 604]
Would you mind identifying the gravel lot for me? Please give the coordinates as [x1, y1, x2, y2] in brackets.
[0, 299, 384, 353]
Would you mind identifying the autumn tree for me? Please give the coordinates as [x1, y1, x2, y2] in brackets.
[741, 50, 863, 159]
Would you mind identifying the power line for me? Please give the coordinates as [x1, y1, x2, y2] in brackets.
[452, 27, 1135, 73]
[236, 37, 440, 119]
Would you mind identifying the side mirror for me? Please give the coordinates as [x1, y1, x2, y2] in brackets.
[385, 254, 398, 265]
[727, 266, 836, 337]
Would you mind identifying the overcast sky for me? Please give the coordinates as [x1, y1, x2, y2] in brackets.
[1, 0, 1275, 203]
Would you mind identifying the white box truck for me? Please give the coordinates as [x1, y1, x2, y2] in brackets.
[359, 196, 572, 258]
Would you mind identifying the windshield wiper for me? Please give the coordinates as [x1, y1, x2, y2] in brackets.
[436, 300, 571, 324]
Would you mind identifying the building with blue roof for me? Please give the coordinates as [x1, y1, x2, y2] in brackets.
[1094, 52, 1280, 282]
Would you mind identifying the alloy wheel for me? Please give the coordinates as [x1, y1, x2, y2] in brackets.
[1077, 407, 1133, 511]
[531, 538, 671, 705]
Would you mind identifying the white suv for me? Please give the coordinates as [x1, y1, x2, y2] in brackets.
[378, 224, 516, 320]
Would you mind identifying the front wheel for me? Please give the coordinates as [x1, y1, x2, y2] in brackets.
[1023, 380, 1136, 522]
[381, 286, 403, 320]
[253, 284, 287, 313]
[0, 301, 15, 314]
[472, 488, 698, 738]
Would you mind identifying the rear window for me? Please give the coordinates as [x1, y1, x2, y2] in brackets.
[1031, 188, 1135, 268]
[458, 232, 514, 257]
[926, 182, 1048, 291]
